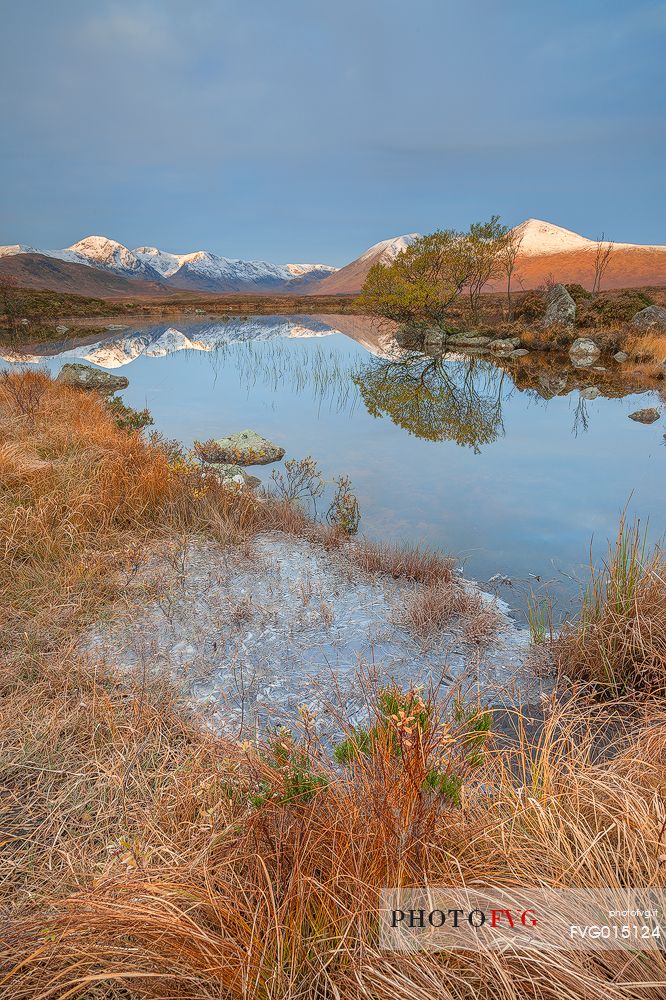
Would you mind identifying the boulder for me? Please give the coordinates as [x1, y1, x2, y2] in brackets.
[489, 338, 518, 355]
[569, 338, 600, 368]
[205, 463, 261, 489]
[56, 363, 129, 394]
[628, 408, 660, 425]
[424, 328, 445, 349]
[580, 386, 600, 400]
[510, 348, 529, 358]
[631, 305, 666, 330]
[613, 351, 629, 362]
[543, 284, 576, 328]
[55, 324, 69, 334]
[106, 324, 128, 331]
[446, 333, 492, 347]
[204, 430, 285, 466]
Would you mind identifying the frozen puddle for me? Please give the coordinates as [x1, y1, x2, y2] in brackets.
[84, 532, 544, 739]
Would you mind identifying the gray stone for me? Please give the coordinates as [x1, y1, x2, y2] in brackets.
[543, 283, 576, 328]
[205, 463, 261, 489]
[628, 408, 660, 425]
[580, 387, 600, 400]
[207, 429, 285, 466]
[489, 338, 518, 355]
[19, 318, 29, 326]
[55, 324, 69, 334]
[613, 351, 629, 362]
[106, 324, 128, 331]
[424, 328, 445, 347]
[510, 349, 529, 358]
[631, 305, 666, 330]
[446, 333, 492, 347]
[56, 363, 129, 394]
[569, 337, 600, 368]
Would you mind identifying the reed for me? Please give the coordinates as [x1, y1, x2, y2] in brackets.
[554, 515, 666, 696]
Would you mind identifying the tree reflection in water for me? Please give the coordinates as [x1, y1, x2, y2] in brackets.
[354, 352, 507, 452]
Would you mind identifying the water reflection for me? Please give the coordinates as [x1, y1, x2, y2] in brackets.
[2, 314, 664, 615]
[354, 353, 508, 452]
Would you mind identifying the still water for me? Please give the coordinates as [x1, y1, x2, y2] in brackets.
[5, 314, 665, 619]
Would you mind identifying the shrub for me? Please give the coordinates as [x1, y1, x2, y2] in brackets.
[326, 475, 360, 535]
[106, 394, 154, 432]
[513, 289, 545, 322]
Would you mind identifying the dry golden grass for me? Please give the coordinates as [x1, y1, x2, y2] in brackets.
[398, 578, 502, 647]
[350, 539, 455, 585]
[1, 371, 665, 998]
[0, 370, 273, 668]
[554, 518, 666, 698]
[1, 655, 665, 999]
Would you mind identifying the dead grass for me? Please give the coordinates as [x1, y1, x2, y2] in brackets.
[0, 370, 276, 667]
[1, 657, 665, 999]
[398, 577, 502, 646]
[1, 371, 665, 998]
[351, 538, 455, 585]
[554, 516, 666, 698]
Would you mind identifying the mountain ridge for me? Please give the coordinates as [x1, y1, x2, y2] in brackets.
[1, 220, 665, 297]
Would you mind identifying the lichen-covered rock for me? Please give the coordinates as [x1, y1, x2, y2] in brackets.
[55, 325, 69, 334]
[510, 348, 529, 358]
[56, 363, 129, 394]
[543, 283, 576, 328]
[580, 386, 600, 400]
[202, 430, 285, 466]
[628, 408, 660, 424]
[569, 338, 600, 367]
[446, 333, 492, 347]
[205, 463, 261, 489]
[613, 351, 629, 362]
[489, 338, 518, 355]
[631, 305, 666, 330]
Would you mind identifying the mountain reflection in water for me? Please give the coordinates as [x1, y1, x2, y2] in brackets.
[2, 313, 664, 618]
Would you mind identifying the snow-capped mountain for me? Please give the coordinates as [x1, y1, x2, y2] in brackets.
[0, 243, 40, 257]
[510, 219, 597, 256]
[133, 248, 335, 292]
[307, 233, 421, 294]
[358, 233, 421, 263]
[0, 235, 337, 293]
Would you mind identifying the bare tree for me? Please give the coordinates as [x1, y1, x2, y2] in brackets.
[592, 233, 614, 294]
[466, 216, 508, 324]
[502, 228, 524, 321]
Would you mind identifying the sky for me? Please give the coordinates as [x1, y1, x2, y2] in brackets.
[1, 0, 665, 265]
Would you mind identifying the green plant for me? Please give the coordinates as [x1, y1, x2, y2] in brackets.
[528, 594, 553, 645]
[107, 395, 154, 433]
[326, 475, 360, 535]
[249, 728, 328, 807]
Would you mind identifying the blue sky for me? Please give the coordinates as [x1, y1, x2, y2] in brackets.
[1, 0, 664, 265]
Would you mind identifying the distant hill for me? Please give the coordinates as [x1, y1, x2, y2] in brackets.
[1, 221, 664, 299]
[0, 236, 337, 296]
[300, 234, 420, 295]
[0, 253, 175, 298]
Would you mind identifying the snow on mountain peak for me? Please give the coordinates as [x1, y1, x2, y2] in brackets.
[510, 219, 595, 256]
[0, 243, 39, 257]
[359, 233, 420, 264]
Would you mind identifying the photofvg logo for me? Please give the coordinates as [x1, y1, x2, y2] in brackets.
[380, 888, 666, 952]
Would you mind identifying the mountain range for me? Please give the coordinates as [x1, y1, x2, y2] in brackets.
[1, 220, 664, 297]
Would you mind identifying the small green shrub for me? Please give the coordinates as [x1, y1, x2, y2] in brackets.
[107, 396, 154, 433]
[326, 475, 360, 535]
[249, 728, 328, 807]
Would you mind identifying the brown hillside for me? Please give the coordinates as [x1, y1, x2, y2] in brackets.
[0, 253, 177, 298]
